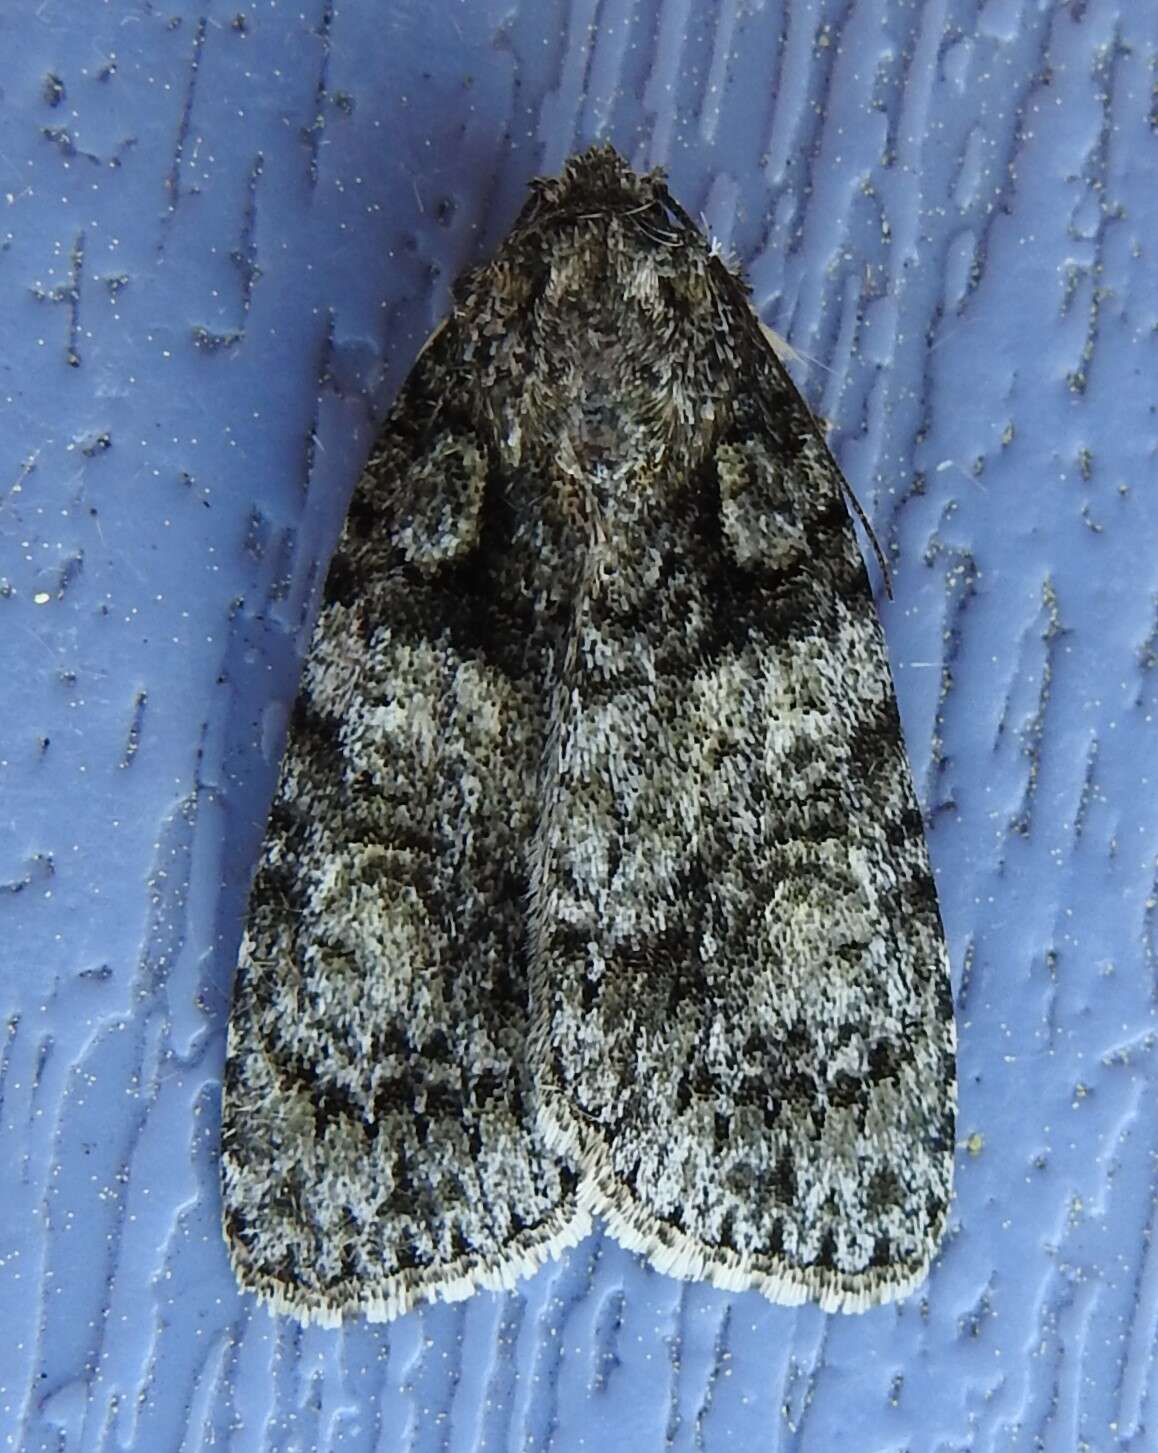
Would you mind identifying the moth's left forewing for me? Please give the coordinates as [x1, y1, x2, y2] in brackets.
[222, 255, 588, 1328]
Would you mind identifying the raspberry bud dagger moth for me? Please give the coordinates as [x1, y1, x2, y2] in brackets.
[221, 146, 956, 1325]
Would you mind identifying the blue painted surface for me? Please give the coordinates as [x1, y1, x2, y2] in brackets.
[2, 1, 1155, 1448]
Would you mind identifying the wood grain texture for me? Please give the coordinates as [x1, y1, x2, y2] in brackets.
[2, 0, 1155, 1449]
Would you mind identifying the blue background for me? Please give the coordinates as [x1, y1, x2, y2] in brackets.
[2, 1, 1155, 1449]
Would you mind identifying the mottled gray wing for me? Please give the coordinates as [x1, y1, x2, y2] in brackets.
[526, 152, 956, 1312]
[221, 327, 587, 1324]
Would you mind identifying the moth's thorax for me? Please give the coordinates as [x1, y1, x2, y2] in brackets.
[485, 224, 734, 479]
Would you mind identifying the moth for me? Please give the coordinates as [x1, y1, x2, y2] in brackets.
[221, 144, 956, 1324]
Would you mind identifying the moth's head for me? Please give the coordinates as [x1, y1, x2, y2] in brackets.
[521, 144, 667, 226]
